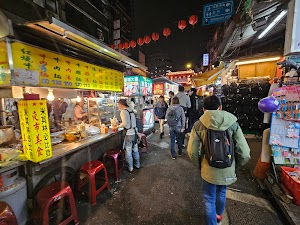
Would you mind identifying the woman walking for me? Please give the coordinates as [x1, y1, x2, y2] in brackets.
[155, 95, 168, 139]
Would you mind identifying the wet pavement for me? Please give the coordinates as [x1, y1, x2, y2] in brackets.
[76, 125, 289, 225]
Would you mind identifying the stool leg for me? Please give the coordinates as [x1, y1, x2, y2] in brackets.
[114, 156, 118, 181]
[104, 167, 110, 191]
[90, 173, 97, 205]
[143, 136, 148, 153]
[67, 190, 79, 225]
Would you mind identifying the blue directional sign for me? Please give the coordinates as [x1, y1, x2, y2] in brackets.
[202, 0, 234, 26]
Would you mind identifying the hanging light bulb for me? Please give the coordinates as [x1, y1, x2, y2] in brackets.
[47, 89, 55, 101]
[110, 95, 115, 100]
[76, 95, 82, 102]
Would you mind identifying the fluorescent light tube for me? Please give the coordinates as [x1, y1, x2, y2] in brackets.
[236, 57, 281, 65]
[258, 10, 287, 39]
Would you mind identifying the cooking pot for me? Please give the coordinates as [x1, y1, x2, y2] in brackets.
[0, 126, 15, 146]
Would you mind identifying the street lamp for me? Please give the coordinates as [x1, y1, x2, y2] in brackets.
[186, 63, 192, 69]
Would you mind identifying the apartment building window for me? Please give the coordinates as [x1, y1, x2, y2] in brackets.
[45, 0, 57, 13]
[33, 0, 45, 7]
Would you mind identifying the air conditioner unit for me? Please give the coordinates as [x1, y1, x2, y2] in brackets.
[251, 17, 267, 31]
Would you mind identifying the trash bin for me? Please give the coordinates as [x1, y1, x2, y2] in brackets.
[0, 177, 28, 225]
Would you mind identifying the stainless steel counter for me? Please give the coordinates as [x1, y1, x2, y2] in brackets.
[39, 130, 121, 165]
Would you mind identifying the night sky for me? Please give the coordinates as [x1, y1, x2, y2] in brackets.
[134, 0, 216, 71]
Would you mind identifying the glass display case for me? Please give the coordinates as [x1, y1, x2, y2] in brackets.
[87, 95, 116, 126]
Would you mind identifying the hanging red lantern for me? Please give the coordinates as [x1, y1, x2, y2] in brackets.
[130, 40, 136, 48]
[178, 20, 187, 32]
[163, 27, 171, 38]
[189, 15, 198, 27]
[118, 42, 124, 50]
[109, 44, 115, 49]
[124, 42, 130, 49]
[144, 35, 151, 45]
[137, 37, 144, 46]
[151, 32, 159, 42]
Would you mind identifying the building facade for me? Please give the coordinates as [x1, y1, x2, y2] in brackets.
[146, 52, 173, 78]
[0, 0, 134, 47]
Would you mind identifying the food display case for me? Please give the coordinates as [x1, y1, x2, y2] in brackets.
[87, 95, 116, 126]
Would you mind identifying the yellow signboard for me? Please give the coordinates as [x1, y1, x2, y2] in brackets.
[0, 41, 11, 86]
[11, 42, 124, 92]
[18, 100, 52, 163]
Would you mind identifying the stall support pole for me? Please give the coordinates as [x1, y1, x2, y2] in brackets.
[25, 163, 34, 208]
[0, 98, 6, 125]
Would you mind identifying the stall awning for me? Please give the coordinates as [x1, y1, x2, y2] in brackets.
[192, 75, 219, 87]
[192, 66, 224, 87]
[21, 17, 147, 72]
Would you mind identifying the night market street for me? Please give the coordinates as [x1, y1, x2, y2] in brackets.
[76, 124, 288, 225]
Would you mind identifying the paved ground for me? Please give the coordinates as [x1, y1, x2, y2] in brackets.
[75, 124, 289, 225]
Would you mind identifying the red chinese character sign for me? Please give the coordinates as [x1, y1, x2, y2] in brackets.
[18, 100, 52, 163]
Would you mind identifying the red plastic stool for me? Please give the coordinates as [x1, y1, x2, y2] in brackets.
[33, 181, 79, 225]
[103, 149, 124, 181]
[77, 160, 110, 205]
[0, 202, 18, 225]
[138, 133, 148, 153]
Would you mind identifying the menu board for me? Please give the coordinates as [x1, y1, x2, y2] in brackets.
[124, 76, 140, 96]
[124, 76, 153, 96]
[0, 41, 10, 86]
[140, 76, 152, 96]
[18, 100, 52, 163]
[11, 42, 124, 92]
[153, 83, 164, 95]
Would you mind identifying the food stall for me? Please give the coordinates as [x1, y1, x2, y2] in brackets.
[0, 15, 148, 222]
[152, 77, 179, 104]
[123, 75, 154, 133]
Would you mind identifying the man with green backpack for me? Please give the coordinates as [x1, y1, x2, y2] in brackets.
[187, 95, 250, 225]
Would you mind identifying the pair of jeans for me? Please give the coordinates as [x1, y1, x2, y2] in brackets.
[202, 179, 227, 225]
[186, 114, 199, 133]
[124, 135, 140, 171]
[169, 126, 183, 157]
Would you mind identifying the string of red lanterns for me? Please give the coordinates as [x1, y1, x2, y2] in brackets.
[109, 13, 200, 50]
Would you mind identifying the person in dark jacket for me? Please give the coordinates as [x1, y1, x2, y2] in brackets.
[168, 91, 174, 106]
[166, 97, 185, 159]
[186, 88, 203, 133]
[155, 96, 168, 138]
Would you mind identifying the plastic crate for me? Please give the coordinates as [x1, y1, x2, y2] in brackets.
[281, 166, 300, 206]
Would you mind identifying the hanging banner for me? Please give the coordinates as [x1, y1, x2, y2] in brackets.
[124, 76, 153, 96]
[11, 42, 124, 91]
[18, 100, 52, 163]
[139, 76, 153, 96]
[0, 41, 10, 86]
